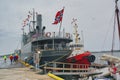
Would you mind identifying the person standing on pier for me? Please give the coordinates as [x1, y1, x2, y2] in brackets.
[34, 49, 40, 70]
[15, 54, 19, 62]
[13, 55, 16, 62]
[3, 55, 7, 63]
[9, 55, 13, 64]
[13, 54, 19, 63]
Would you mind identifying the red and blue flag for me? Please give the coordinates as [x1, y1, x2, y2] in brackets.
[52, 8, 64, 24]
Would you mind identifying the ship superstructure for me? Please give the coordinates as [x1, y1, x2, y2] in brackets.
[21, 10, 73, 66]
[66, 19, 95, 65]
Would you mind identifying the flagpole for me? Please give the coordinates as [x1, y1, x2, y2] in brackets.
[59, 7, 65, 36]
[59, 20, 62, 36]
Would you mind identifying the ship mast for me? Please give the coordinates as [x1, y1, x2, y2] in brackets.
[71, 18, 80, 44]
[111, 0, 120, 53]
[115, 0, 120, 40]
[32, 8, 36, 31]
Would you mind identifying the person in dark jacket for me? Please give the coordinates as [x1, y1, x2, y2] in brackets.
[9, 55, 13, 64]
[13, 55, 16, 62]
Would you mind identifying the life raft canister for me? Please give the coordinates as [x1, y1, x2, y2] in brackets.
[46, 32, 51, 37]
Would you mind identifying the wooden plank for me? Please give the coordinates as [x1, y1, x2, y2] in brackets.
[53, 72, 102, 76]
[44, 67, 89, 71]
[48, 62, 89, 66]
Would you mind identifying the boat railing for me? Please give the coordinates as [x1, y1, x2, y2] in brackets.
[32, 43, 70, 51]
[43, 61, 91, 74]
[43, 62, 103, 77]
[31, 32, 73, 41]
[44, 32, 72, 38]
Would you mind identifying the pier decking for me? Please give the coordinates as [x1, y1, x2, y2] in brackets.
[0, 57, 53, 80]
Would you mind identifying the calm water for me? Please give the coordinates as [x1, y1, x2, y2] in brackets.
[92, 51, 120, 64]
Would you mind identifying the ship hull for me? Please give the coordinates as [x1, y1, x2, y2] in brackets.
[39, 50, 72, 65]
[21, 47, 72, 66]
[39, 50, 71, 65]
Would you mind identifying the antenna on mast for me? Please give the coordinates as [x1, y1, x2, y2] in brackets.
[71, 18, 80, 43]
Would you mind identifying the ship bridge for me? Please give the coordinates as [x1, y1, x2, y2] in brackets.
[31, 32, 73, 51]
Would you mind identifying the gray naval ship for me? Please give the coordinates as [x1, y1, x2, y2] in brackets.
[21, 12, 73, 66]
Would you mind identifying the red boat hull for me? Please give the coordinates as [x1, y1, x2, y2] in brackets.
[66, 51, 95, 65]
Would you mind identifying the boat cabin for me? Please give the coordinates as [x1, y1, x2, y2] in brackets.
[69, 43, 84, 50]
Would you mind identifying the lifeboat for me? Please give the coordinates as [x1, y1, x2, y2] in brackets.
[65, 41, 96, 67]
[66, 50, 95, 65]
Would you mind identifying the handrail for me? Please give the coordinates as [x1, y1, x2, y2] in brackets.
[32, 43, 70, 51]
[44, 67, 89, 71]
[49, 61, 89, 66]
[44, 62, 90, 74]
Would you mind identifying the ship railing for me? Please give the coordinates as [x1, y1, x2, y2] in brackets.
[31, 32, 73, 41]
[43, 61, 93, 74]
[32, 43, 71, 51]
[23, 31, 73, 44]
[44, 32, 72, 39]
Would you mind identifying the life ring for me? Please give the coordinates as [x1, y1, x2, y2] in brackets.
[46, 32, 51, 37]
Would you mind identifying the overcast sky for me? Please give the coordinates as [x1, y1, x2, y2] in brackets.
[0, 0, 119, 55]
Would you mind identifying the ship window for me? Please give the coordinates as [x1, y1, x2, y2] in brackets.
[44, 44, 48, 49]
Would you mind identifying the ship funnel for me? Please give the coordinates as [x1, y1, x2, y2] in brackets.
[36, 14, 42, 33]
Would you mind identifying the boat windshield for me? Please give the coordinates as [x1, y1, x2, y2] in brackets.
[69, 44, 83, 50]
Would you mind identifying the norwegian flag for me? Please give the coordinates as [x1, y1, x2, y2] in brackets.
[52, 8, 64, 24]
